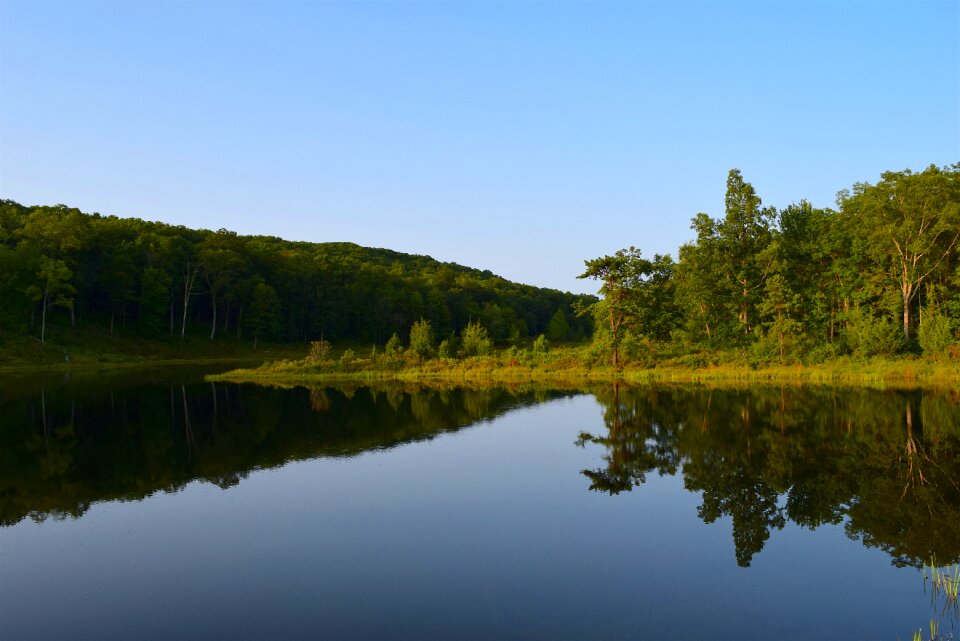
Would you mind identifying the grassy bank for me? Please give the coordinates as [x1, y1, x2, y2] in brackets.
[0, 327, 303, 372]
[208, 344, 960, 390]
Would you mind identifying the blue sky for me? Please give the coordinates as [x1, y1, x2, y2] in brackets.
[1, 1, 957, 294]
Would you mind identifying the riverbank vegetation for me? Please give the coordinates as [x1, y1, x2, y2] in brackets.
[216, 163, 960, 387]
[3, 163, 957, 375]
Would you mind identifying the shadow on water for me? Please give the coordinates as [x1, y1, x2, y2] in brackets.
[2, 371, 958, 574]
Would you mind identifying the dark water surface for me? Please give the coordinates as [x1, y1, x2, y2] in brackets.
[1, 369, 958, 640]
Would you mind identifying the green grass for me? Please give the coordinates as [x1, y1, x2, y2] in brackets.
[208, 344, 960, 390]
[0, 325, 303, 372]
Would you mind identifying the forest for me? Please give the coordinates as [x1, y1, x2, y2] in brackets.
[2, 162, 958, 369]
[579, 163, 960, 366]
[0, 200, 594, 352]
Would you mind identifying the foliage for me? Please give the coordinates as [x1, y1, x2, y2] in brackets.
[437, 339, 452, 359]
[408, 318, 435, 360]
[385, 333, 402, 356]
[0, 199, 594, 350]
[919, 310, 954, 357]
[577, 163, 960, 366]
[307, 340, 331, 363]
[460, 321, 493, 357]
[545, 308, 570, 342]
[531, 334, 549, 359]
[846, 312, 905, 357]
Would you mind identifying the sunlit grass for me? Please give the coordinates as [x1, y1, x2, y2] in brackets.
[207, 343, 960, 390]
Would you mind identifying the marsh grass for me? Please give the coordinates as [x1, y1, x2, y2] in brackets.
[914, 558, 960, 641]
[207, 344, 960, 390]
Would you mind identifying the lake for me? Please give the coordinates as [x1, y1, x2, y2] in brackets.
[1, 368, 958, 640]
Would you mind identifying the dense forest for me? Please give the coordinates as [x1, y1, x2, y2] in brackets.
[0, 201, 593, 350]
[580, 163, 960, 365]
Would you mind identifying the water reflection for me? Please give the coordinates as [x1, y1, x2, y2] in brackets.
[2, 374, 958, 573]
[0, 372, 570, 527]
[580, 384, 960, 568]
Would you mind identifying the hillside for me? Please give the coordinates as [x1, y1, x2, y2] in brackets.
[0, 201, 595, 360]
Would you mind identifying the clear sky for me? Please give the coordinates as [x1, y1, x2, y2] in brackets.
[1, 1, 957, 294]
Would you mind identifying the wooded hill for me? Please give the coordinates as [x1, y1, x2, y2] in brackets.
[0, 201, 594, 349]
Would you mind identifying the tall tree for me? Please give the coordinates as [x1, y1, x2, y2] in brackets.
[719, 169, 775, 337]
[578, 247, 650, 366]
[26, 257, 75, 345]
[840, 163, 960, 341]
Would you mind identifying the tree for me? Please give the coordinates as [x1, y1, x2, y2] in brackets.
[840, 164, 960, 341]
[578, 247, 650, 366]
[248, 282, 280, 349]
[26, 257, 76, 345]
[545, 308, 570, 343]
[408, 318, 435, 359]
[719, 169, 775, 337]
[460, 321, 492, 357]
[199, 233, 246, 340]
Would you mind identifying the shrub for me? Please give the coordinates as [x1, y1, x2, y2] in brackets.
[306, 340, 331, 363]
[385, 333, 402, 356]
[847, 313, 904, 357]
[461, 321, 492, 357]
[409, 319, 435, 359]
[437, 339, 452, 359]
[531, 334, 549, 358]
[919, 312, 954, 358]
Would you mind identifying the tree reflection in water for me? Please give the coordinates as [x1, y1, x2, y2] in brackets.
[2, 375, 957, 573]
[579, 384, 960, 568]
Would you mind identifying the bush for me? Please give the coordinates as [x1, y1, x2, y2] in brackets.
[437, 339, 452, 359]
[919, 312, 954, 358]
[385, 333, 402, 356]
[306, 340, 331, 363]
[461, 321, 492, 357]
[531, 334, 549, 358]
[846, 313, 904, 357]
[408, 319, 435, 359]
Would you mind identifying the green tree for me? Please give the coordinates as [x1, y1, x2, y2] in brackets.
[26, 257, 76, 345]
[578, 247, 648, 367]
[408, 318, 435, 359]
[248, 282, 281, 349]
[460, 321, 492, 357]
[719, 169, 775, 337]
[545, 308, 571, 343]
[840, 164, 960, 341]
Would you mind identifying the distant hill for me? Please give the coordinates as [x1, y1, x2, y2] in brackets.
[0, 200, 595, 346]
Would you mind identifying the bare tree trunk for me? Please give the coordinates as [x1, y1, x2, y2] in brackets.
[181, 265, 198, 339]
[902, 282, 912, 341]
[210, 299, 217, 340]
[41, 292, 48, 345]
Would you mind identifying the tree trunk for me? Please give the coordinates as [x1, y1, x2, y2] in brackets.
[902, 282, 912, 341]
[40, 292, 48, 345]
[181, 266, 197, 338]
[609, 309, 619, 367]
[210, 299, 217, 340]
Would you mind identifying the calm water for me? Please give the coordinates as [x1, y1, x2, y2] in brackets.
[1, 369, 958, 640]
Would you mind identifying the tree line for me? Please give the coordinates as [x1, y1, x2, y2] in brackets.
[580, 163, 960, 364]
[0, 201, 594, 348]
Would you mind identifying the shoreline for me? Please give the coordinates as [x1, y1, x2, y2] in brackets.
[207, 358, 960, 391]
